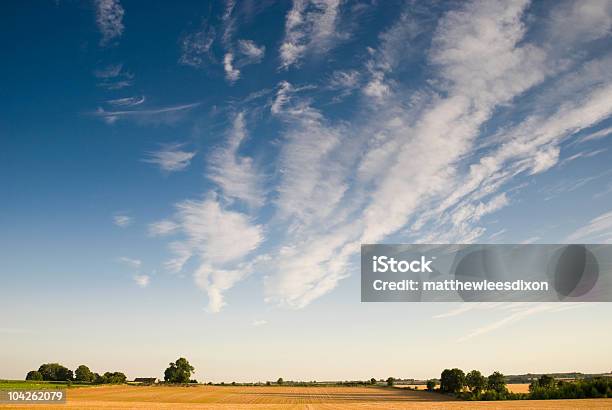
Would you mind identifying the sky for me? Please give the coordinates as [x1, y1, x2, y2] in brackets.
[1, 0, 612, 382]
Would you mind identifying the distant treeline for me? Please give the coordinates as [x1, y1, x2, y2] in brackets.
[505, 372, 612, 384]
[425, 369, 612, 401]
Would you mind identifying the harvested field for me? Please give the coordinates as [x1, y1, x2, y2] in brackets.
[507, 384, 531, 394]
[1, 385, 611, 409]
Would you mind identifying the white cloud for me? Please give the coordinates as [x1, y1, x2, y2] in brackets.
[94, 63, 124, 78]
[93, 103, 200, 125]
[566, 210, 612, 243]
[94, 63, 133, 89]
[106, 96, 146, 107]
[133, 274, 150, 287]
[113, 214, 132, 227]
[208, 112, 265, 207]
[179, 23, 216, 68]
[457, 303, 585, 342]
[118, 257, 142, 268]
[434, 303, 586, 342]
[577, 126, 612, 143]
[328, 69, 359, 90]
[148, 219, 179, 237]
[546, 0, 612, 48]
[143, 143, 196, 173]
[237, 39, 265, 62]
[161, 195, 264, 311]
[223, 53, 240, 82]
[264, 0, 612, 309]
[280, 0, 342, 69]
[95, 0, 125, 46]
[252, 319, 267, 327]
[153, 0, 612, 312]
[519, 236, 541, 245]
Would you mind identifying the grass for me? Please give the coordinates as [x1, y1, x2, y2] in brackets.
[0, 380, 89, 390]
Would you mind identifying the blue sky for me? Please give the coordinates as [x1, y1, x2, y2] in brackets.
[1, 0, 612, 381]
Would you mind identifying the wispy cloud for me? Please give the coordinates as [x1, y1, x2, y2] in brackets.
[143, 143, 196, 173]
[434, 303, 587, 342]
[94, 63, 133, 90]
[133, 274, 150, 287]
[92, 103, 200, 125]
[223, 53, 240, 82]
[208, 112, 265, 207]
[179, 22, 216, 68]
[148, 220, 180, 237]
[113, 214, 132, 227]
[161, 195, 264, 312]
[106, 96, 146, 107]
[152, 0, 612, 312]
[280, 0, 343, 69]
[577, 126, 612, 143]
[252, 319, 267, 327]
[237, 39, 265, 62]
[118, 256, 142, 268]
[95, 0, 125, 46]
[519, 236, 541, 244]
[566, 210, 612, 243]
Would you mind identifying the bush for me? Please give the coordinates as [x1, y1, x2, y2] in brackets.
[426, 380, 437, 391]
[25, 370, 43, 381]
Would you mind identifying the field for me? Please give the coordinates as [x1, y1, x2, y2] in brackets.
[2, 385, 612, 409]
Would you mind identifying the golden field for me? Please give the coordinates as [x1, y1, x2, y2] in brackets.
[1, 385, 612, 409]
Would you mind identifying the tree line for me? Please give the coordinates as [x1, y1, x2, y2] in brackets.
[425, 368, 612, 401]
[24, 358, 196, 385]
[26, 363, 126, 384]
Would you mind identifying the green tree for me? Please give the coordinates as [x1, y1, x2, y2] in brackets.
[465, 370, 486, 394]
[538, 374, 555, 389]
[277, 377, 284, 385]
[25, 370, 43, 381]
[386, 377, 395, 386]
[38, 363, 73, 381]
[103, 372, 127, 384]
[74, 365, 94, 383]
[370, 377, 377, 385]
[440, 368, 465, 393]
[426, 380, 437, 391]
[164, 358, 195, 383]
[92, 373, 105, 384]
[487, 371, 507, 394]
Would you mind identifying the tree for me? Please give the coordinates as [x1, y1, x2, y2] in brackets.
[426, 380, 437, 391]
[38, 363, 73, 381]
[164, 358, 195, 384]
[75, 365, 94, 383]
[277, 378, 284, 385]
[465, 370, 486, 394]
[103, 372, 127, 384]
[370, 377, 377, 385]
[440, 368, 465, 393]
[386, 377, 395, 386]
[487, 371, 507, 394]
[26, 370, 43, 381]
[538, 374, 555, 389]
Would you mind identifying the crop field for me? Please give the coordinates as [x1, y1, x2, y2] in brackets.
[2, 385, 612, 409]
